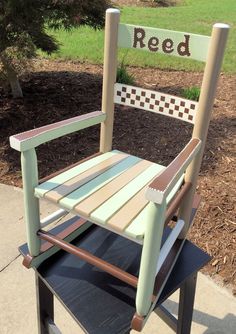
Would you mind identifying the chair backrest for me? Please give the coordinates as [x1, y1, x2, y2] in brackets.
[115, 23, 210, 125]
[99, 8, 229, 233]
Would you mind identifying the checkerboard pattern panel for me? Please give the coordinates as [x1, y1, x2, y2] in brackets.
[114, 83, 198, 124]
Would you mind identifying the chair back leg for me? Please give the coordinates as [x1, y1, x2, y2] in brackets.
[179, 23, 229, 238]
[100, 9, 120, 153]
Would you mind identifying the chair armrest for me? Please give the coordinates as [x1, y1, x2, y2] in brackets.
[146, 138, 201, 204]
[10, 111, 106, 152]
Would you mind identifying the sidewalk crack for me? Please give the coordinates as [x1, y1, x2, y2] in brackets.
[0, 254, 21, 272]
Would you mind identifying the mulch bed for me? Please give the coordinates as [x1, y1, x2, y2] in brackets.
[0, 58, 235, 293]
[112, 0, 177, 7]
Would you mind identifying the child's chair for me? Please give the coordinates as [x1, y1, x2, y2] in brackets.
[10, 8, 229, 331]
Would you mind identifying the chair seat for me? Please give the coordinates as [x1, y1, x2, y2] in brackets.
[35, 150, 183, 240]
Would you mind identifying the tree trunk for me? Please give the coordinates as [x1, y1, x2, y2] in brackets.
[8, 72, 23, 98]
[0, 55, 23, 98]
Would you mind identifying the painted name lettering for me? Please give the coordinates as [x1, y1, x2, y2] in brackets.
[133, 27, 191, 57]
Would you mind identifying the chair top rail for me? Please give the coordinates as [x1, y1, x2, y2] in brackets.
[114, 83, 198, 124]
[118, 23, 210, 62]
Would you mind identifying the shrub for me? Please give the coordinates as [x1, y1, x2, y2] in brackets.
[153, 0, 177, 7]
[182, 86, 200, 101]
[116, 61, 135, 85]
[0, 0, 110, 98]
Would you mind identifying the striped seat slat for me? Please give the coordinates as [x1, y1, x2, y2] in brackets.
[44, 153, 128, 203]
[74, 159, 152, 217]
[114, 83, 198, 124]
[106, 166, 164, 232]
[107, 185, 150, 232]
[90, 163, 164, 224]
[59, 155, 141, 210]
[35, 151, 120, 198]
[125, 174, 185, 240]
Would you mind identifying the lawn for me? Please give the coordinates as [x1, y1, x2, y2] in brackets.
[46, 0, 236, 72]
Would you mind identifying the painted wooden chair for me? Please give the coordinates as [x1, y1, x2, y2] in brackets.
[10, 9, 229, 331]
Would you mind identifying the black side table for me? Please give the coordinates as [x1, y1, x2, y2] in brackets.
[20, 222, 210, 334]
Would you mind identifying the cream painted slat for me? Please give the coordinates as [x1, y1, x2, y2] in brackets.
[59, 155, 141, 210]
[118, 24, 210, 62]
[75, 159, 152, 217]
[35, 151, 120, 198]
[90, 163, 164, 224]
[107, 165, 165, 232]
[114, 83, 198, 124]
[125, 174, 184, 239]
[44, 153, 128, 203]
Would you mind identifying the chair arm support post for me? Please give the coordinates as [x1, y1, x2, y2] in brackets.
[100, 9, 120, 153]
[21, 149, 41, 256]
[164, 182, 192, 226]
[10, 111, 106, 152]
[179, 23, 229, 238]
[136, 200, 166, 316]
[146, 138, 201, 204]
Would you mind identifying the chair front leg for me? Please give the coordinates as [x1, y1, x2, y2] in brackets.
[136, 200, 166, 316]
[21, 148, 41, 256]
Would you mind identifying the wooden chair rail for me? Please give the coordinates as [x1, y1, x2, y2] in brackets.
[132, 237, 184, 331]
[114, 83, 198, 124]
[146, 138, 201, 204]
[37, 229, 138, 288]
[165, 182, 192, 226]
[10, 111, 106, 152]
[22, 217, 89, 269]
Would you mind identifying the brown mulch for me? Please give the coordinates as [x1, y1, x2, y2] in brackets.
[0, 59, 235, 292]
[112, 0, 177, 7]
[112, 0, 157, 7]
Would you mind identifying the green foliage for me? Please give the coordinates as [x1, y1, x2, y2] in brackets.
[116, 61, 135, 85]
[153, 0, 176, 6]
[182, 86, 200, 101]
[0, 0, 110, 97]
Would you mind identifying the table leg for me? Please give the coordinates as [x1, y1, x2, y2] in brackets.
[36, 273, 54, 334]
[177, 272, 197, 334]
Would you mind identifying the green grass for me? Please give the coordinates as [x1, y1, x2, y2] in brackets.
[117, 61, 135, 85]
[46, 0, 236, 73]
[182, 86, 200, 101]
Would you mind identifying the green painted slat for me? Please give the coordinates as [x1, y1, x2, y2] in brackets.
[59, 155, 141, 210]
[125, 174, 184, 239]
[118, 24, 210, 62]
[91, 163, 165, 224]
[35, 151, 120, 198]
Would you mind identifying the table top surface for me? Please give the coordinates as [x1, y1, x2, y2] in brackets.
[20, 219, 210, 334]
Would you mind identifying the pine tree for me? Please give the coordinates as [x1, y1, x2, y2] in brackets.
[0, 0, 110, 98]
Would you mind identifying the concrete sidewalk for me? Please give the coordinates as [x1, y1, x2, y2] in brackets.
[0, 183, 235, 334]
